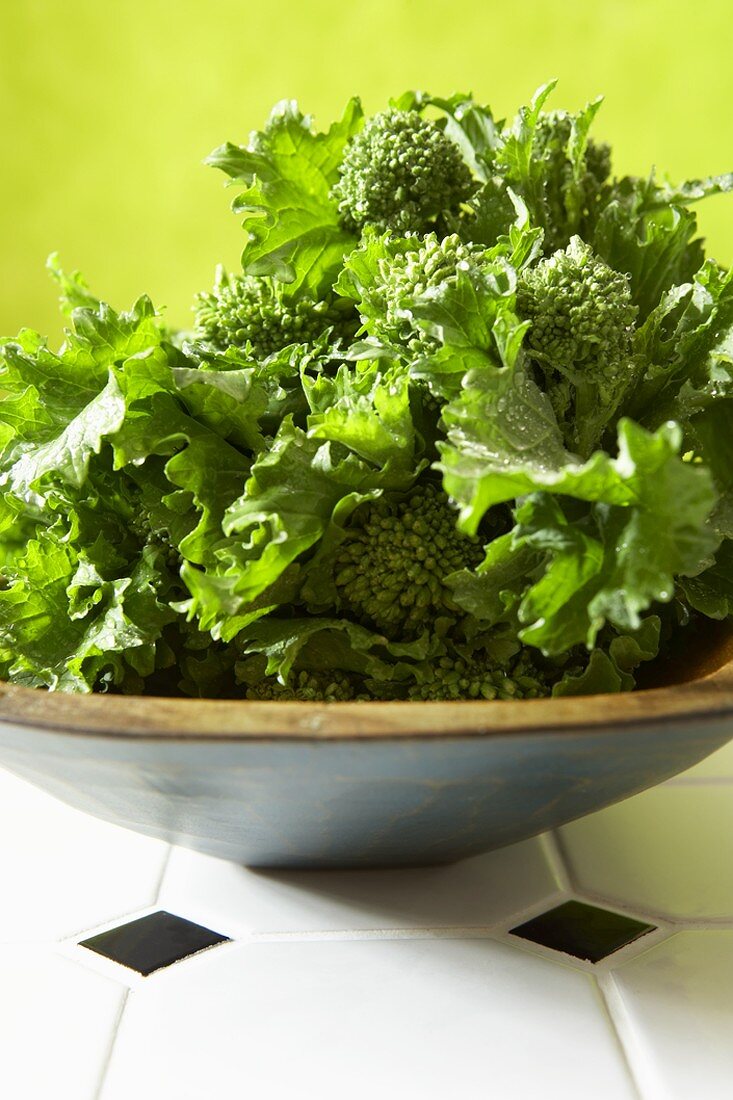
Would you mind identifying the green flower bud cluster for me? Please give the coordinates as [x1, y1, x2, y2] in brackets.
[532, 111, 612, 253]
[584, 137, 612, 195]
[129, 510, 180, 573]
[195, 270, 354, 357]
[246, 669, 363, 701]
[334, 484, 484, 638]
[408, 650, 548, 701]
[373, 233, 488, 353]
[516, 236, 637, 374]
[331, 108, 476, 234]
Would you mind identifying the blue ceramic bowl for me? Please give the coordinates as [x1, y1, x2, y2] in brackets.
[0, 638, 731, 868]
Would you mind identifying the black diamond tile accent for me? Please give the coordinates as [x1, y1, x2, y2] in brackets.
[80, 910, 230, 975]
[510, 900, 655, 963]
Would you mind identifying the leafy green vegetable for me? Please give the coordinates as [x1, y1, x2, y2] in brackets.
[2, 81, 731, 698]
[205, 98, 362, 292]
[330, 105, 476, 234]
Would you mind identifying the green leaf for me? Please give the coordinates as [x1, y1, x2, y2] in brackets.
[457, 179, 521, 246]
[552, 618, 661, 696]
[441, 393, 717, 652]
[634, 173, 733, 212]
[494, 84, 609, 250]
[46, 253, 102, 315]
[515, 497, 607, 651]
[438, 366, 571, 534]
[206, 99, 362, 293]
[609, 616, 662, 674]
[410, 345, 495, 401]
[496, 80, 558, 211]
[687, 400, 733, 537]
[334, 228, 414, 328]
[408, 262, 516, 351]
[631, 262, 733, 427]
[510, 422, 718, 652]
[445, 532, 541, 626]
[678, 540, 733, 618]
[6, 371, 126, 494]
[171, 364, 268, 452]
[109, 355, 251, 567]
[238, 614, 438, 684]
[593, 188, 703, 320]
[0, 292, 163, 464]
[552, 649, 624, 695]
[177, 418, 389, 639]
[564, 97, 604, 228]
[304, 363, 417, 476]
[0, 533, 175, 692]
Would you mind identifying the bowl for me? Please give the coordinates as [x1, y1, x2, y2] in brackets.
[0, 630, 732, 869]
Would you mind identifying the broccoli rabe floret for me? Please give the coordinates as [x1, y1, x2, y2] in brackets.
[331, 108, 476, 234]
[128, 506, 181, 574]
[408, 650, 549, 701]
[369, 232, 488, 353]
[246, 669, 364, 701]
[518, 236, 635, 366]
[532, 111, 612, 252]
[333, 484, 484, 637]
[194, 268, 354, 356]
[516, 235, 638, 455]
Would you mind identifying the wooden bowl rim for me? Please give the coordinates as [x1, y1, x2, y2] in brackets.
[1, 640, 733, 742]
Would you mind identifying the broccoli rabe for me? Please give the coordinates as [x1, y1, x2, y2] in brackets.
[2, 83, 729, 701]
[129, 510, 181, 574]
[195, 268, 354, 355]
[407, 650, 549, 701]
[331, 108, 476, 234]
[246, 669, 364, 701]
[333, 484, 484, 637]
[531, 111, 612, 252]
[516, 235, 638, 455]
[367, 232, 489, 353]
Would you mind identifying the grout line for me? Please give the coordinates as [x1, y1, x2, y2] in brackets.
[538, 831, 572, 892]
[540, 837, 689, 933]
[596, 970, 667, 1100]
[92, 987, 129, 1100]
[555, 882, 733, 932]
[245, 891, 569, 944]
[88, 843, 172, 1100]
[564, 888, 678, 931]
[665, 917, 733, 929]
[249, 926, 507, 942]
[63, 846, 174, 948]
[594, 973, 644, 1100]
[68, 904, 166, 947]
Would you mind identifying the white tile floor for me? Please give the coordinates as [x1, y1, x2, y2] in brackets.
[0, 768, 168, 943]
[100, 940, 635, 1100]
[558, 784, 733, 921]
[2, 738, 733, 1100]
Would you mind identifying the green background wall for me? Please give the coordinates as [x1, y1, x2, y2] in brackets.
[2, 0, 732, 340]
